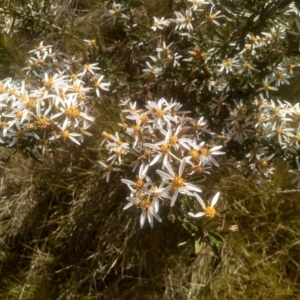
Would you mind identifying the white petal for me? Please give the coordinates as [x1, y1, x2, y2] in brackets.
[121, 179, 135, 186]
[210, 145, 223, 152]
[140, 164, 149, 178]
[211, 191, 220, 207]
[188, 212, 205, 218]
[147, 211, 154, 228]
[194, 193, 206, 209]
[170, 190, 179, 206]
[165, 159, 175, 176]
[150, 153, 162, 165]
[179, 158, 186, 176]
[140, 211, 146, 228]
[184, 182, 202, 193]
[157, 170, 173, 180]
[123, 202, 134, 210]
[98, 161, 108, 168]
[153, 198, 159, 212]
[209, 156, 219, 167]
[150, 207, 162, 222]
[69, 135, 81, 145]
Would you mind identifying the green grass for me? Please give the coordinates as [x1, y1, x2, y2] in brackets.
[1, 150, 300, 299]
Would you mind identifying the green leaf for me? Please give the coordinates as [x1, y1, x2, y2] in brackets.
[208, 240, 220, 257]
[195, 238, 204, 254]
[219, 209, 230, 216]
[204, 222, 219, 231]
[208, 232, 225, 244]
[189, 175, 207, 184]
[204, 236, 220, 257]
[207, 215, 220, 223]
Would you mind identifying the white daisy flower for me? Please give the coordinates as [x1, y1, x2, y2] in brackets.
[188, 192, 220, 218]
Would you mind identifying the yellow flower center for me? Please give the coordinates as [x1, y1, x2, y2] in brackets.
[294, 134, 300, 141]
[61, 131, 69, 140]
[9, 88, 16, 96]
[0, 121, 7, 128]
[140, 115, 148, 123]
[135, 178, 144, 189]
[207, 14, 214, 21]
[133, 125, 141, 132]
[160, 144, 170, 153]
[140, 197, 151, 209]
[244, 62, 251, 70]
[155, 109, 165, 117]
[185, 17, 191, 24]
[71, 73, 78, 80]
[70, 85, 81, 93]
[35, 117, 49, 128]
[94, 81, 101, 88]
[65, 106, 81, 118]
[144, 149, 151, 157]
[224, 59, 232, 67]
[16, 111, 23, 119]
[205, 206, 216, 218]
[35, 45, 43, 52]
[25, 99, 35, 108]
[115, 149, 122, 156]
[190, 149, 200, 159]
[173, 175, 184, 189]
[0, 83, 6, 93]
[276, 72, 283, 80]
[17, 130, 25, 139]
[78, 94, 86, 102]
[169, 135, 178, 144]
[275, 128, 283, 135]
[44, 77, 54, 89]
[194, 124, 202, 131]
[201, 147, 210, 157]
[90, 39, 96, 46]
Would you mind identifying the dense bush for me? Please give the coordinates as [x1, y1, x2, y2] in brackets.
[0, 1, 300, 299]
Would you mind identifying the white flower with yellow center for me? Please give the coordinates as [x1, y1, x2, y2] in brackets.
[121, 164, 150, 192]
[188, 192, 220, 218]
[123, 191, 162, 228]
[156, 158, 202, 206]
[151, 17, 171, 31]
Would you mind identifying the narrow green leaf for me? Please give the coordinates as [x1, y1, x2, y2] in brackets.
[208, 231, 225, 244]
[204, 222, 220, 231]
[195, 239, 204, 254]
[219, 209, 230, 216]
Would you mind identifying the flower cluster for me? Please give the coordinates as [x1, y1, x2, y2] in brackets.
[0, 42, 110, 154]
[104, 2, 129, 25]
[0, 1, 60, 36]
[136, 1, 300, 189]
[99, 98, 224, 228]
